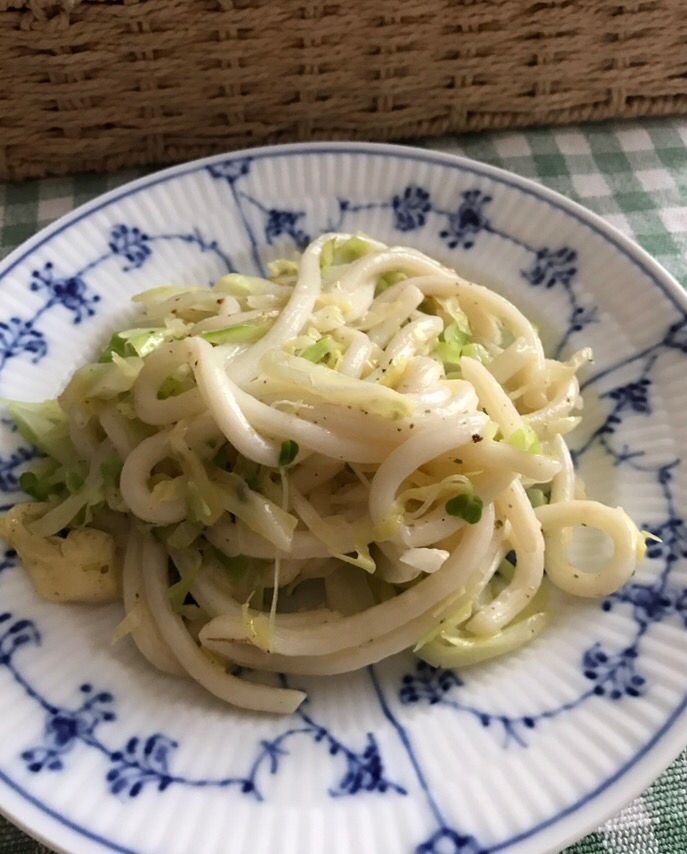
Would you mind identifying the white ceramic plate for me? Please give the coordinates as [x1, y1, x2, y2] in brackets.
[0, 143, 686, 854]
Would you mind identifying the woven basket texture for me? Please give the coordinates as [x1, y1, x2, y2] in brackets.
[1, 0, 687, 180]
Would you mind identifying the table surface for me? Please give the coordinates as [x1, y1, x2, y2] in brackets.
[0, 117, 686, 854]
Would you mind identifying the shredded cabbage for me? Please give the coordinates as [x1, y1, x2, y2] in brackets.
[0, 233, 647, 714]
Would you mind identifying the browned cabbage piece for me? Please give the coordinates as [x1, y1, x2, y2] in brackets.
[0, 503, 120, 603]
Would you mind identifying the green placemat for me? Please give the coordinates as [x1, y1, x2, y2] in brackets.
[0, 117, 686, 853]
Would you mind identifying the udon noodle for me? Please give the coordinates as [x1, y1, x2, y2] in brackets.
[0, 234, 646, 713]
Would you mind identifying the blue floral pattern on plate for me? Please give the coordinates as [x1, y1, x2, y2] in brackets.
[0, 224, 233, 383]
[1, 624, 403, 803]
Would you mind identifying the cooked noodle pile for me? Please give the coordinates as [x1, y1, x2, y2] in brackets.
[0, 234, 645, 713]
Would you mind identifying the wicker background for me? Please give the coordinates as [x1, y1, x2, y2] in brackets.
[1, 0, 687, 180]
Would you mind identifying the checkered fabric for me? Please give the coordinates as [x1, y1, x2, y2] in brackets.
[423, 121, 687, 292]
[0, 118, 685, 853]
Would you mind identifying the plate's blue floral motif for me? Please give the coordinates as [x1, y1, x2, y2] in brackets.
[438, 189, 493, 250]
[206, 158, 252, 185]
[0, 263, 101, 375]
[107, 735, 177, 797]
[581, 645, 646, 700]
[30, 263, 100, 323]
[521, 246, 577, 289]
[604, 581, 687, 627]
[206, 158, 266, 274]
[603, 374, 653, 416]
[109, 225, 152, 271]
[0, 318, 48, 368]
[22, 684, 115, 773]
[0, 616, 404, 803]
[371, 666, 487, 853]
[0, 153, 686, 854]
[520, 246, 599, 354]
[0, 612, 39, 665]
[207, 159, 310, 256]
[238, 193, 311, 251]
[399, 664, 463, 706]
[0, 224, 233, 388]
[247, 692, 405, 800]
[263, 208, 309, 249]
[393, 186, 432, 232]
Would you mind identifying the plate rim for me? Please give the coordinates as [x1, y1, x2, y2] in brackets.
[2, 141, 686, 315]
[0, 139, 685, 854]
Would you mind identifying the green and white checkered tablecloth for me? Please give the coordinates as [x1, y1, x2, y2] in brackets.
[0, 118, 686, 854]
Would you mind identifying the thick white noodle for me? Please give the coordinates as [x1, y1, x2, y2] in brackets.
[99, 405, 137, 459]
[200, 504, 495, 658]
[526, 376, 579, 431]
[121, 529, 184, 676]
[68, 418, 100, 462]
[203, 603, 458, 675]
[290, 457, 345, 495]
[206, 523, 331, 560]
[366, 321, 444, 383]
[190, 308, 278, 335]
[368, 413, 488, 525]
[488, 338, 534, 384]
[398, 470, 516, 548]
[395, 357, 446, 393]
[467, 481, 545, 635]
[366, 285, 425, 348]
[550, 434, 576, 504]
[205, 550, 510, 675]
[133, 341, 205, 425]
[169, 548, 343, 623]
[337, 328, 375, 378]
[119, 431, 186, 524]
[454, 279, 546, 380]
[227, 233, 335, 384]
[18, 235, 646, 714]
[140, 532, 306, 713]
[460, 356, 523, 438]
[230, 381, 393, 463]
[455, 441, 562, 482]
[187, 337, 281, 466]
[535, 501, 640, 597]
